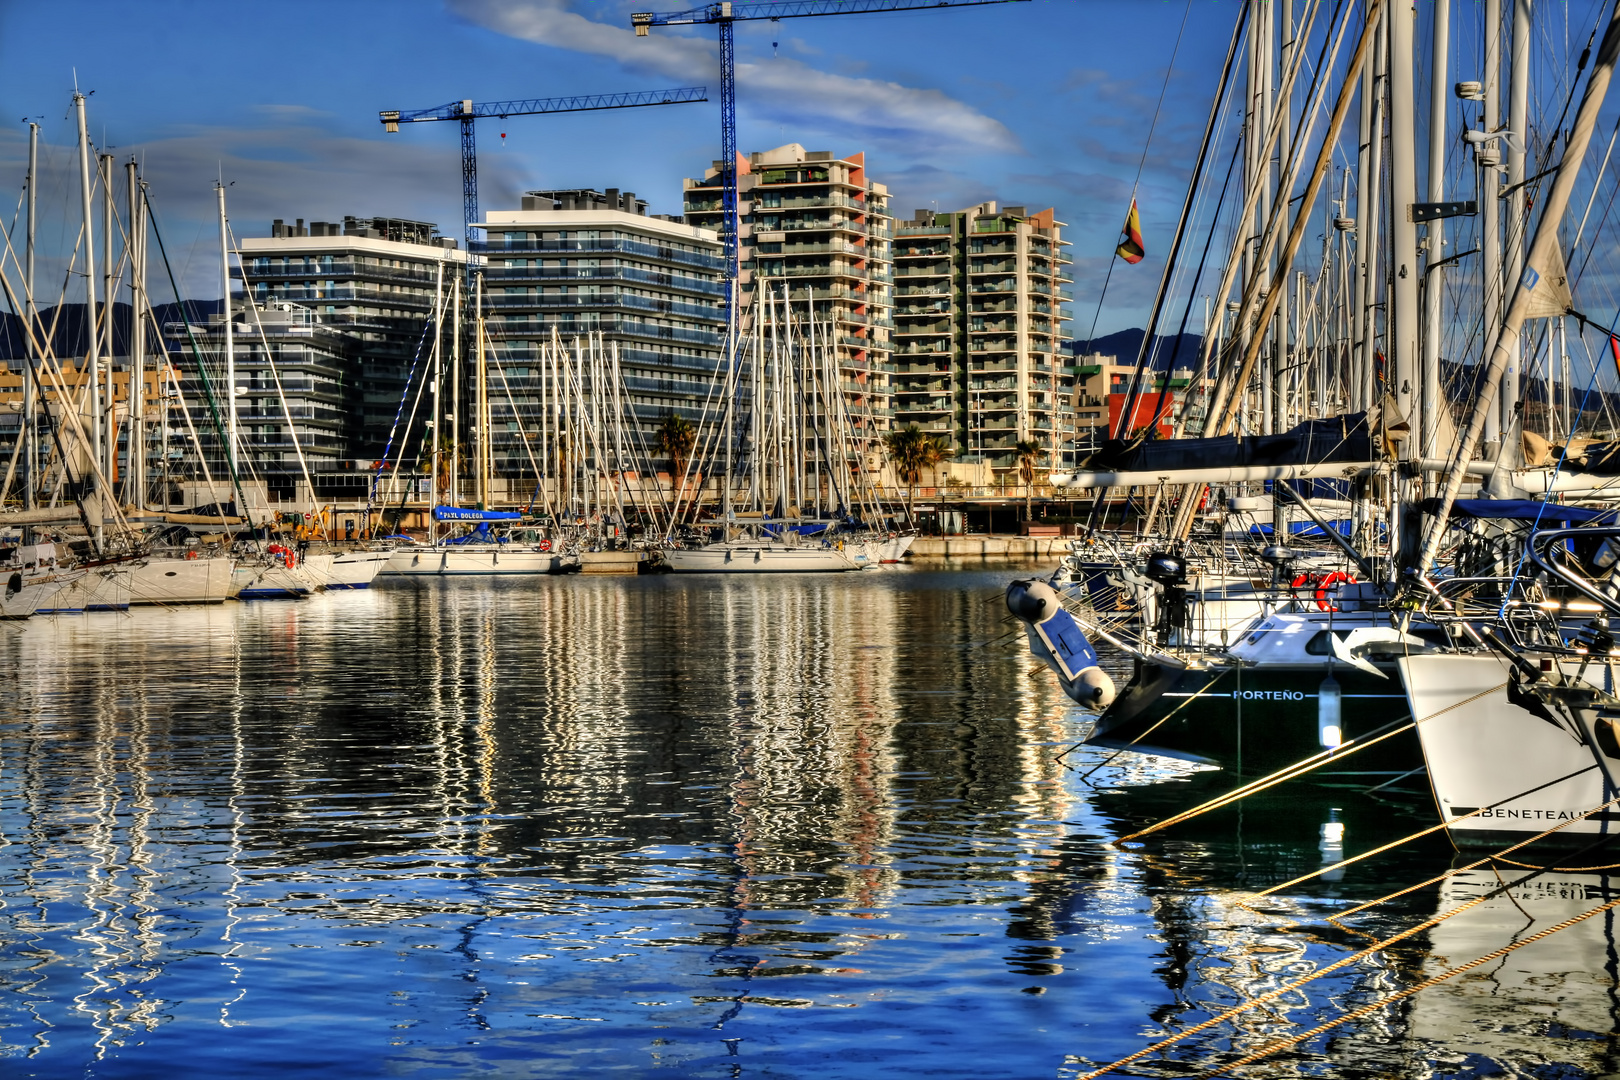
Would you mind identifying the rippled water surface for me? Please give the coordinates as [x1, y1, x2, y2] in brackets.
[2, 567, 1617, 1078]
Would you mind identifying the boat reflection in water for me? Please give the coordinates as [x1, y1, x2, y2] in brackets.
[3, 575, 1618, 1078]
[1410, 868, 1620, 1074]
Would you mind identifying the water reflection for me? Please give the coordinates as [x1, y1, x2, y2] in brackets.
[0, 573, 1614, 1077]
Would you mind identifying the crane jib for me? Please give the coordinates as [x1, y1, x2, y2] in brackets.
[379, 88, 708, 127]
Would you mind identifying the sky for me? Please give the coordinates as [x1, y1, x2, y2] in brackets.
[0, 0, 1240, 336]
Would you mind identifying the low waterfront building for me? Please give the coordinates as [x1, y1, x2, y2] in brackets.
[1070, 350, 1204, 452]
[475, 189, 727, 478]
[682, 144, 894, 439]
[890, 202, 1074, 476]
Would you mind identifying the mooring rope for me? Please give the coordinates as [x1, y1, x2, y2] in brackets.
[1241, 763, 1604, 907]
[1082, 794, 1620, 1079]
[1196, 892, 1620, 1077]
[1112, 680, 1507, 845]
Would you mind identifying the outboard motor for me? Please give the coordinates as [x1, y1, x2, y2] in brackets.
[1006, 579, 1117, 709]
[1142, 551, 1188, 644]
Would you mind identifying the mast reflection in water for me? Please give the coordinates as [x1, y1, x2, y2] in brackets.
[0, 570, 1613, 1078]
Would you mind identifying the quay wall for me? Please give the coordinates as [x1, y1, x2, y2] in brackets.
[908, 536, 1067, 560]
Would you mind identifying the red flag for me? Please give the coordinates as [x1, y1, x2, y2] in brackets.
[1115, 199, 1145, 264]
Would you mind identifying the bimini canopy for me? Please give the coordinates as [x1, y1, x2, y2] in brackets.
[433, 505, 523, 522]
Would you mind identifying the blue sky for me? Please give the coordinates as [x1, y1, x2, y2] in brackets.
[0, 0, 1238, 334]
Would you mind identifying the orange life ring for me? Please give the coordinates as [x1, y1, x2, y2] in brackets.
[284, 551, 296, 570]
[1313, 571, 1352, 611]
[185, 550, 199, 560]
[538, 539, 552, 552]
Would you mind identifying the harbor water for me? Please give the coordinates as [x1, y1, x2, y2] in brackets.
[0, 567, 1614, 1078]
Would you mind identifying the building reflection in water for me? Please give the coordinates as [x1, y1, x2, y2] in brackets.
[3, 574, 1603, 1076]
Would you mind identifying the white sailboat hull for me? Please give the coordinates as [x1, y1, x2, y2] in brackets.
[38, 556, 237, 611]
[663, 542, 859, 573]
[39, 564, 131, 611]
[846, 535, 914, 565]
[1398, 653, 1611, 843]
[382, 544, 573, 576]
[233, 560, 320, 600]
[316, 551, 392, 589]
[1, 570, 78, 618]
[128, 557, 234, 605]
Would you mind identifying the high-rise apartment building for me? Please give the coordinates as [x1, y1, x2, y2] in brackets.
[476, 188, 726, 476]
[890, 202, 1074, 474]
[682, 144, 894, 437]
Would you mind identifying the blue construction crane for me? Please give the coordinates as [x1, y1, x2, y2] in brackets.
[631, 0, 1029, 291]
[379, 87, 708, 254]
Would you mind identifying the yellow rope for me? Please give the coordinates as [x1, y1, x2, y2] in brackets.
[1113, 721, 1412, 844]
[1242, 763, 1602, 908]
[1198, 892, 1620, 1078]
[1324, 790, 1619, 925]
[1080, 792, 1620, 1080]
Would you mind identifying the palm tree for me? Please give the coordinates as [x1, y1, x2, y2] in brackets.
[657, 411, 697, 498]
[1015, 438, 1043, 523]
[883, 424, 951, 526]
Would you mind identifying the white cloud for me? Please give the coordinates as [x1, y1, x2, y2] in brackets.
[0, 119, 531, 301]
[448, 0, 1019, 155]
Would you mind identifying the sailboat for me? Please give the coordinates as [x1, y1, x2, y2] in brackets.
[661, 285, 875, 573]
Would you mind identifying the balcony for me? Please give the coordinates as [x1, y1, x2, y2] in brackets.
[242, 260, 442, 287]
[484, 317, 722, 348]
[482, 264, 725, 297]
[752, 193, 869, 212]
[483, 292, 721, 321]
[472, 237, 724, 272]
[759, 217, 866, 235]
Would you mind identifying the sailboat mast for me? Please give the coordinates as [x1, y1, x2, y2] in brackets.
[1354, 17, 1387, 415]
[475, 270, 487, 508]
[1482, 0, 1504, 448]
[1389, 2, 1420, 438]
[127, 161, 145, 508]
[722, 304, 734, 527]
[74, 94, 103, 497]
[452, 276, 462, 510]
[1274, 0, 1293, 433]
[217, 182, 236, 479]
[428, 262, 444, 541]
[1501, 0, 1532, 452]
[101, 153, 115, 484]
[23, 123, 37, 511]
[1419, 0, 1620, 573]
[1421, 0, 1450, 471]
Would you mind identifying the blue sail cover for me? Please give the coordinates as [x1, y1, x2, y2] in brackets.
[1424, 499, 1620, 525]
[433, 506, 523, 522]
